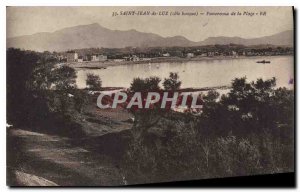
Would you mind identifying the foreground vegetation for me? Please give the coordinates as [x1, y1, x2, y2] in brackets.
[7, 48, 294, 185]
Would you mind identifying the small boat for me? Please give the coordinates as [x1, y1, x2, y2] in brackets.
[256, 60, 271, 64]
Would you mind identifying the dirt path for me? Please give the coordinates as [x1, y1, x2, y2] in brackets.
[7, 129, 125, 186]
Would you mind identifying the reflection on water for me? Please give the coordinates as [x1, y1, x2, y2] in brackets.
[76, 56, 294, 89]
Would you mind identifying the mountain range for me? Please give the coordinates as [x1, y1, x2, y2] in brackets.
[7, 23, 293, 52]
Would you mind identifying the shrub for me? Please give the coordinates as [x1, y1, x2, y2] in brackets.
[86, 73, 102, 90]
[163, 72, 181, 91]
[130, 76, 161, 92]
[52, 66, 77, 90]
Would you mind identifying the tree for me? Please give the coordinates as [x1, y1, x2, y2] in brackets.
[130, 78, 146, 92]
[27, 63, 54, 91]
[130, 76, 161, 92]
[7, 48, 40, 124]
[163, 72, 181, 91]
[51, 66, 77, 90]
[73, 90, 88, 113]
[86, 73, 102, 90]
[145, 77, 161, 91]
[197, 77, 284, 137]
[129, 76, 163, 137]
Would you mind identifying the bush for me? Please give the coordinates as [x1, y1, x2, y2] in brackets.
[86, 73, 102, 90]
[122, 77, 294, 184]
[163, 72, 181, 90]
[52, 66, 77, 90]
[213, 136, 261, 176]
[130, 76, 161, 92]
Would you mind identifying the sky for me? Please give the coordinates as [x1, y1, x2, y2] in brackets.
[6, 6, 293, 41]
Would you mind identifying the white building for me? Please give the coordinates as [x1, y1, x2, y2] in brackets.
[91, 54, 107, 62]
[162, 53, 170, 57]
[186, 53, 194, 58]
[98, 55, 107, 61]
[141, 58, 152, 61]
[200, 53, 208, 57]
[232, 51, 238, 57]
[77, 56, 84, 62]
[66, 51, 78, 62]
[114, 59, 125, 62]
[132, 55, 140, 61]
[91, 55, 98, 61]
[208, 52, 215, 57]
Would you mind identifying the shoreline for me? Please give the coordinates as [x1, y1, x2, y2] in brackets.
[65, 55, 291, 70]
[91, 85, 231, 92]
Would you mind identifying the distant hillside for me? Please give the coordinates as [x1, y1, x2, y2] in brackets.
[7, 23, 293, 52]
[199, 30, 293, 47]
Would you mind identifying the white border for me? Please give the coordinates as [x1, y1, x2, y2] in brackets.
[0, 1, 298, 192]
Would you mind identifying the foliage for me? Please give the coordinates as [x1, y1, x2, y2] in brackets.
[7, 48, 42, 124]
[123, 77, 294, 184]
[6, 49, 294, 184]
[7, 48, 83, 137]
[73, 90, 89, 113]
[27, 64, 54, 90]
[86, 73, 102, 90]
[51, 66, 77, 90]
[163, 72, 181, 90]
[130, 76, 161, 92]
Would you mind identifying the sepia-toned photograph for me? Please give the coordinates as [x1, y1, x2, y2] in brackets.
[6, 6, 294, 186]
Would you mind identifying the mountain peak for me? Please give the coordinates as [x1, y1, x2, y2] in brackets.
[7, 24, 293, 52]
[55, 22, 104, 33]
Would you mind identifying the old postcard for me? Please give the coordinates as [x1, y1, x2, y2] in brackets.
[6, 6, 294, 186]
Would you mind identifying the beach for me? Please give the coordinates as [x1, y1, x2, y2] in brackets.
[65, 55, 286, 70]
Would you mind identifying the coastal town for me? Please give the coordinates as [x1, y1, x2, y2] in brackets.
[56, 45, 293, 63]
